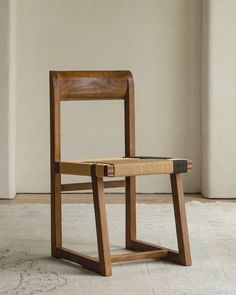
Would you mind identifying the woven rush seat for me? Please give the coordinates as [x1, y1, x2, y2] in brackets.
[60, 157, 193, 177]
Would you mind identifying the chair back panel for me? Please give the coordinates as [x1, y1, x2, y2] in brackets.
[50, 70, 135, 160]
[51, 71, 131, 100]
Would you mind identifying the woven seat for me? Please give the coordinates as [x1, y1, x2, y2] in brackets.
[60, 157, 192, 177]
[50, 70, 192, 276]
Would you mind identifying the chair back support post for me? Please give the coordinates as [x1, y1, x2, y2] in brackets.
[50, 72, 62, 256]
[124, 75, 135, 157]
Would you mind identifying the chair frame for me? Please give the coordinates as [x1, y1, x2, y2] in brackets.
[50, 70, 191, 276]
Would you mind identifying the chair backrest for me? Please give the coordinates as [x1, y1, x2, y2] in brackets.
[50, 71, 135, 164]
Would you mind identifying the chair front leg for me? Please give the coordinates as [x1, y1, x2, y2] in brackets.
[170, 173, 192, 266]
[91, 166, 112, 276]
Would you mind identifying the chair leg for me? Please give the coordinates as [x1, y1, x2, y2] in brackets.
[91, 166, 112, 276]
[170, 173, 192, 266]
[51, 171, 191, 274]
[125, 176, 136, 249]
[51, 172, 62, 258]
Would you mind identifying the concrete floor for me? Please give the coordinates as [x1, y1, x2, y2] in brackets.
[1, 199, 236, 294]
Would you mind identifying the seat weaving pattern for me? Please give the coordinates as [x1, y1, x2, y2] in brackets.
[60, 157, 192, 177]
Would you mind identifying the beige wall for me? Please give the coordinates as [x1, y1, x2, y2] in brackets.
[201, 0, 236, 198]
[15, 0, 201, 193]
[0, 0, 10, 197]
[0, 0, 15, 198]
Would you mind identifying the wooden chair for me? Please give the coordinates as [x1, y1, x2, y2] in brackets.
[50, 70, 192, 276]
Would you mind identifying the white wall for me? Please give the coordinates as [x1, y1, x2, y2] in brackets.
[201, 0, 236, 198]
[0, 0, 15, 199]
[15, 0, 201, 193]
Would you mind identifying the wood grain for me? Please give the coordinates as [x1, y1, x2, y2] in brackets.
[56, 248, 100, 274]
[111, 249, 168, 263]
[51, 71, 131, 100]
[61, 180, 126, 191]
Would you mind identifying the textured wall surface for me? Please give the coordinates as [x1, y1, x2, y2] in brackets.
[1, 0, 235, 197]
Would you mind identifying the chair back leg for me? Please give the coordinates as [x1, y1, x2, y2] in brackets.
[125, 176, 137, 249]
[51, 172, 62, 257]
